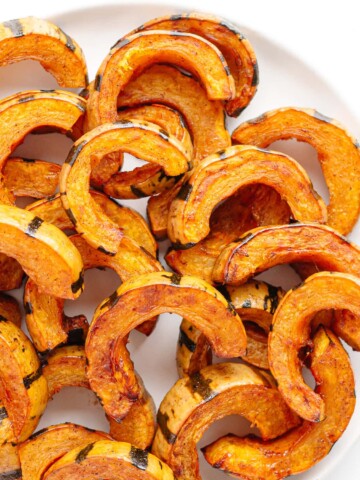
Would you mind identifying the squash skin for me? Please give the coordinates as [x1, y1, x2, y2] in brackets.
[0, 16, 88, 87]
[232, 107, 360, 235]
[86, 272, 247, 422]
[203, 327, 356, 479]
[168, 145, 326, 246]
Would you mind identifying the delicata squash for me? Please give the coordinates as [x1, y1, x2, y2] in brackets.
[132, 12, 258, 116]
[269, 272, 360, 422]
[0, 90, 86, 205]
[232, 107, 360, 235]
[43, 440, 176, 480]
[152, 363, 300, 480]
[0, 16, 88, 87]
[168, 145, 326, 246]
[212, 223, 360, 285]
[86, 272, 247, 421]
[60, 120, 191, 255]
[88, 30, 235, 126]
[0, 204, 83, 300]
[0, 292, 21, 327]
[0, 319, 48, 443]
[203, 327, 356, 479]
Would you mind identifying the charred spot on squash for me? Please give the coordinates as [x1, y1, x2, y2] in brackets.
[23, 365, 42, 389]
[0, 468, 22, 479]
[0, 406, 8, 421]
[97, 246, 116, 256]
[179, 328, 197, 352]
[100, 290, 120, 310]
[176, 182, 193, 201]
[71, 272, 84, 294]
[130, 185, 148, 198]
[3, 19, 24, 37]
[25, 216, 44, 237]
[94, 74, 102, 91]
[157, 410, 177, 444]
[75, 442, 95, 463]
[129, 446, 148, 470]
[186, 371, 216, 401]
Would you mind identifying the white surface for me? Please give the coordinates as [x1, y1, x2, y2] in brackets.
[0, 1, 360, 479]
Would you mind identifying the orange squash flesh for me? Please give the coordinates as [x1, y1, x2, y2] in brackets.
[168, 145, 326, 246]
[43, 440, 176, 480]
[60, 120, 191, 255]
[133, 12, 258, 117]
[0, 254, 23, 291]
[18, 423, 111, 480]
[0, 16, 88, 87]
[0, 292, 21, 328]
[212, 223, 360, 285]
[86, 272, 247, 422]
[232, 107, 360, 235]
[0, 443, 21, 480]
[0, 90, 85, 205]
[152, 363, 300, 480]
[269, 272, 360, 422]
[88, 30, 235, 126]
[203, 327, 356, 479]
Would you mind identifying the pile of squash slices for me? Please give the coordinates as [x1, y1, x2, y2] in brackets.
[0, 12, 359, 480]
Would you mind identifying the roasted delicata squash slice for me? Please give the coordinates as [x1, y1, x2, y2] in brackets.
[269, 272, 360, 422]
[0, 16, 87, 87]
[0, 204, 83, 299]
[0, 90, 86, 205]
[0, 292, 21, 327]
[42, 345, 156, 450]
[43, 440, 176, 480]
[177, 280, 285, 376]
[166, 185, 290, 283]
[86, 272, 247, 421]
[19, 423, 112, 480]
[132, 12, 258, 116]
[212, 223, 360, 285]
[232, 107, 360, 235]
[168, 145, 326, 246]
[60, 121, 191, 255]
[104, 104, 192, 198]
[0, 319, 48, 442]
[204, 327, 356, 479]
[88, 30, 235, 126]
[0, 254, 23, 291]
[4, 158, 61, 198]
[152, 363, 300, 480]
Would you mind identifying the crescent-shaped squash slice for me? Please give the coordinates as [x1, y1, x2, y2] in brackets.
[88, 30, 235, 126]
[0, 204, 83, 300]
[60, 120, 191, 255]
[104, 104, 192, 198]
[86, 272, 247, 421]
[43, 440, 176, 480]
[4, 158, 60, 199]
[168, 145, 326, 246]
[0, 90, 86, 205]
[0, 17, 87, 87]
[177, 280, 285, 376]
[0, 319, 48, 442]
[19, 423, 111, 480]
[42, 345, 156, 450]
[203, 327, 356, 479]
[166, 185, 290, 283]
[132, 12, 258, 117]
[152, 363, 300, 480]
[269, 272, 360, 422]
[212, 223, 360, 285]
[0, 292, 21, 328]
[232, 107, 360, 235]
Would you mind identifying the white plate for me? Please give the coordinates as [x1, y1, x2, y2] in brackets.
[1, 3, 360, 479]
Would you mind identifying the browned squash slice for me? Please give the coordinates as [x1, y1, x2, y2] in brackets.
[88, 30, 235, 127]
[212, 223, 360, 285]
[60, 120, 191, 255]
[232, 107, 360, 235]
[86, 272, 247, 422]
[4, 158, 60, 199]
[0, 292, 21, 327]
[104, 104, 192, 198]
[168, 145, 326, 246]
[332, 310, 360, 351]
[132, 12, 258, 116]
[152, 363, 300, 480]
[0, 443, 21, 480]
[0, 90, 86, 205]
[0, 319, 48, 442]
[204, 327, 355, 479]
[269, 272, 360, 422]
[43, 440, 176, 480]
[0, 16, 87, 87]
[19, 423, 111, 480]
[0, 204, 83, 299]
[42, 345, 156, 450]
[166, 185, 290, 283]
[177, 280, 285, 376]
[0, 254, 23, 291]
